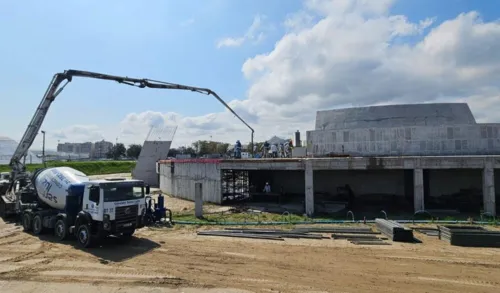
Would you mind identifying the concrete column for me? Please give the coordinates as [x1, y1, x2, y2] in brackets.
[305, 160, 314, 217]
[482, 167, 496, 216]
[414, 168, 424, 212]
[195, 183, 203, 218]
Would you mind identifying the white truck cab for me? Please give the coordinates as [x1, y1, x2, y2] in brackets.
[81, 179, 147, 231]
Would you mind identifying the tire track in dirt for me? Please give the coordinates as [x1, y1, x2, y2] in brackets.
[417, 276, 499, 287]
[0, 259, 194, 288]
[3, 222, 500, 292]
[380, 255, 500, 268]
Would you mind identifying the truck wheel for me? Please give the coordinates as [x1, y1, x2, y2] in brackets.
[22, 213, 32, 232]
[76, 224, 92, 248]
[32, 214, 45, 235]
[54, 219, 68, 241]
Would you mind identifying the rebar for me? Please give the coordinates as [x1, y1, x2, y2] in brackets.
[346, 210, 355, 222]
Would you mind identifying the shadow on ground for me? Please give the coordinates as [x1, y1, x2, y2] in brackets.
[37, 233, 161, 262]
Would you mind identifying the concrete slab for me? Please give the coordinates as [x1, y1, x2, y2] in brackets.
[160, 155, 500, 171]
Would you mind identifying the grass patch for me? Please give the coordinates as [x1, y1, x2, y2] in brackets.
[173, 212, 307, 223]
[0, 160, 136, 176]
[172, 209, 500, 225]
[172, 210, 351, 224]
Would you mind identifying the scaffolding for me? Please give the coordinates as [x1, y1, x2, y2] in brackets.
[221, 169, 250, 203]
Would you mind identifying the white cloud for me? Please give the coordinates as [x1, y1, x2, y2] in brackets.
[217, 37, 245, 48]
[51, 125, 105, 142]
[180, 18, 195, 27]
[217, 14, 268, 48]
[46, 0, 500, 149]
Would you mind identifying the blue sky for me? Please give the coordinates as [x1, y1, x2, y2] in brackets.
[0, 1, 301, 123]
[1, 0, 500, 149]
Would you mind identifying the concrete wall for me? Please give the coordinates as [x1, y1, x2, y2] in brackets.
[132, 141, 172, 187]
[315, 103, 476, 130]
[307, 123, 500, 156]
[314, 170, 405, 196]
[159, 162, 222, 204]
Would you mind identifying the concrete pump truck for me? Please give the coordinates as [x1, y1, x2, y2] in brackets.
[0, 69, 253, 248]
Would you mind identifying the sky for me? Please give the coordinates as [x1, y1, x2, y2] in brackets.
[1, 0, 500, 151]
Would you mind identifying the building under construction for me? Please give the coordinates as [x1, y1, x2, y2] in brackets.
[158, 103, 499, 218]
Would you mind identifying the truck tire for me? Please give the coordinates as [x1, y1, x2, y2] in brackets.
[22, 213, 32, 232]
[54, 219, 68, 241]
[32, 214, 45, 235]
[76, 224, 92, 248]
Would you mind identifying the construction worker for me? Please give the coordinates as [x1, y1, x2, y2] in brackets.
[263, 182, 271, 193]
[284, 139, 293, 158]
[234, 140, 242, 159]
[262, 141, 270, 158]
[270, 143, 278, 158]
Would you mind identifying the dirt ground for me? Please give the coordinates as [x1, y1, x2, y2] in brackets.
[1, 219, 500, 293]
[1, 173, 500, 292]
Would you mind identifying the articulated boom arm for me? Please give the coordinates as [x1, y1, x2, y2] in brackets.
[10, 69, 254, 179]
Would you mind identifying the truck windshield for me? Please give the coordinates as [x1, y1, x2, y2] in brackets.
[102, 185, 144, 202]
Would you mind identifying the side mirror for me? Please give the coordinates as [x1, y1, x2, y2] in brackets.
[145, 185, 150, 195]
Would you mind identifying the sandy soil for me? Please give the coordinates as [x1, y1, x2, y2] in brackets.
[1, 173, 498, 292]
[1, 219, 500, 293]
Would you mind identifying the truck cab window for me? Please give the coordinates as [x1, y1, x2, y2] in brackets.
[89, 187, 100, 204]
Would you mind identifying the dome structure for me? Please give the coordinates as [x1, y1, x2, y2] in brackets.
[315, 103, 476, 131]
[307, 103, 500, 157]
[0, 136, 42, 165]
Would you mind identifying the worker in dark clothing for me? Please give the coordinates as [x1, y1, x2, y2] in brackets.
[234, 140, 242, 159]
[262, 141, 270, 158]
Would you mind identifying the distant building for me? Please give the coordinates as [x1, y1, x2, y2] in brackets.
[56, 140, 113, 159]
[57, 142, 93, 154]
[78, 142, 93, 154]
[91, 140, 114, 159]
[57, 142, 76, 153]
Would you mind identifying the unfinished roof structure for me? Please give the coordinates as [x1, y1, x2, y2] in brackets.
[307, 103, 500, 156]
